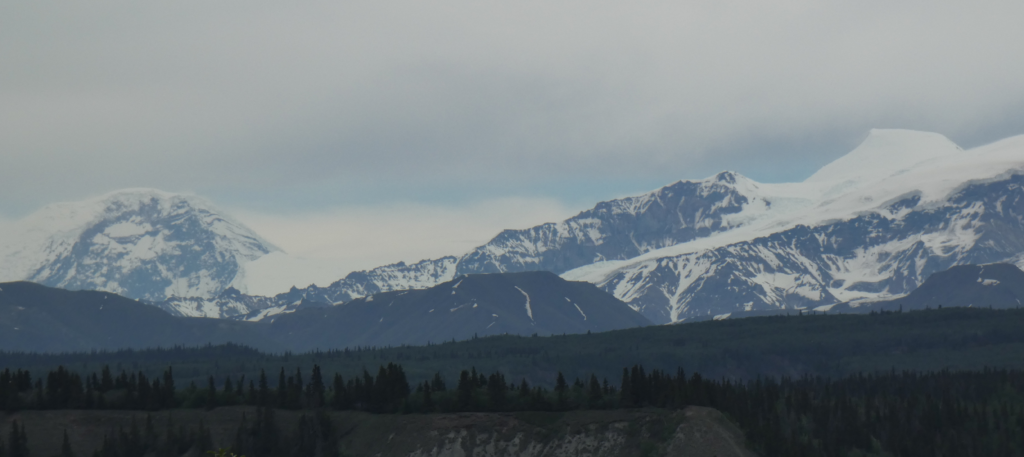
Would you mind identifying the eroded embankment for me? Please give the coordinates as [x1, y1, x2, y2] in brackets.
[1, 406, 755, 457]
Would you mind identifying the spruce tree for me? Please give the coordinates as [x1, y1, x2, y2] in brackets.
[422, 383, 434, 413]
[258, 370, 269, 407]
[588, 374, 603, 407]
[554, 372, 568, 410]
[456, 370, 474, 411]
[207, 376, 218, 410]
[331, 375, 347, 410]
[430, 372, 447, 392]
[100, 366, 113, 393]
[486, 372, 506, 411]
[161, 367, 176, 409]
[619, 368, 633, 407]
[276, 369, 287, 409]
[308, 365, 325, 408]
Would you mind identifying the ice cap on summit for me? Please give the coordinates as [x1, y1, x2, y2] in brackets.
[805, 129, 963, 185]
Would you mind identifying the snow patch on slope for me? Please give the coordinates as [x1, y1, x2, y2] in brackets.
[515, 286, 534, 321]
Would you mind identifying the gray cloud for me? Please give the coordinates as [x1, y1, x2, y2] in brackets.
[2, 1, 1023, 216]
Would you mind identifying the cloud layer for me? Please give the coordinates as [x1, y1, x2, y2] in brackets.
[2, 1, 1023, 269]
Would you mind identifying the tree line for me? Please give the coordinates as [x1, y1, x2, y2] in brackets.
[4, 364, 1024, 456]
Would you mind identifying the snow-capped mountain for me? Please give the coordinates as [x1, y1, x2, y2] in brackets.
[0, 189, 279, 302]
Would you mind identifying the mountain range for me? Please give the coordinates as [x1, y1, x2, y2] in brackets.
[2, 129, 1023, 325]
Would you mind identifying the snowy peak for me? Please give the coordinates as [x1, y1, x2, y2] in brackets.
[453, 170, 762, 277]
[0, 188, 278, 302]
[806, 129, 962, 184]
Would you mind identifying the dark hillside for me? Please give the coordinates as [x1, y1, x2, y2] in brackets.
[265, 271, 651, 349]
[0, 281, 278, 352]
[0, 273, 647, 353]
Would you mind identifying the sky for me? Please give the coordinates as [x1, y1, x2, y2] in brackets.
[2, 1, 1024, 275]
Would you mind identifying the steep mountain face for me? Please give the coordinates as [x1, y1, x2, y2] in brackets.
[263, 271, 651, 350]
[0, 189, 278, 302]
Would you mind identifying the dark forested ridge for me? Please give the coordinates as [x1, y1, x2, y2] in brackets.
[5, 306, 1024, 388]
[3, 264, 1021, 353]
[1, 307, 1024, 454]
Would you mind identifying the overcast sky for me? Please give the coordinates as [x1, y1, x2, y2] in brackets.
[2, 1, 1024, 273]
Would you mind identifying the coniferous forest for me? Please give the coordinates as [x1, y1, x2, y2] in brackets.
[3, 361, 1024, 456]
[2, 308, 1024, 455]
